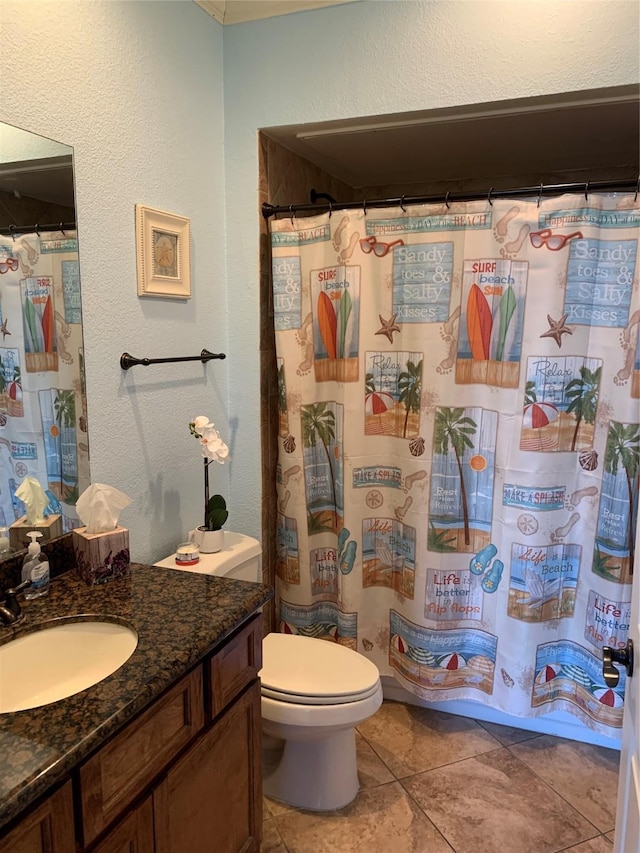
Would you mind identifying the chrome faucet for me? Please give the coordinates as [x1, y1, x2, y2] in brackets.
[0, 579, 32, 626]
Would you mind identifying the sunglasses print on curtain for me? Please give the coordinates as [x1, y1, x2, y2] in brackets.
[529, 229, 583, 251]
[359, 236, 405, 257]
[0, 257, 18, 274]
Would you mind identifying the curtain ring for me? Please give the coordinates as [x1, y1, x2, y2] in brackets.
[584, 182, 590, 202]
[289, 205, 295, 224]
[34, 223, 40, 236]
[400, 195, 407, 212]
[487, 187, 494, 207]
[635, 176, 639, 202]
[327, 199, 333, 218]
[8, 224, 16, 242]
[363, 198, 368, 216]
[537, 183, 544, 208]
[445, 191, 450, 210]
[59, 221, 66, 235]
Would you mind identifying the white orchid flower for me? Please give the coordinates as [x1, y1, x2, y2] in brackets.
[193, 415, 213, 434]
[200, 426, 229, 463]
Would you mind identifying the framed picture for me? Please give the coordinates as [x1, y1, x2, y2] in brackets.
[135, 204, 191, 298]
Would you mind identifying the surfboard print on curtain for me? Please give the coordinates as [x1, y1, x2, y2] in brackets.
[456, 259, 527, 387]
[311, 265, 360, 382]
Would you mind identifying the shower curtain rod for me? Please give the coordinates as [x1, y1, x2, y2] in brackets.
[262, 178, 639, 219]
[0, 221, 76, 238]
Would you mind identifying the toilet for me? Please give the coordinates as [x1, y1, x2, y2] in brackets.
[155, 531, 383, 811]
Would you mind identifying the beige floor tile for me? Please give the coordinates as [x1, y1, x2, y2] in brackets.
[357, 700, 501, 777]
[477, 718, 539, 745]
[356, 731, 395, 788]
[262, 818, 288, 852]
[403, 747, 598, 853]
[605, 831, 615, 843]
[265, 796, 297, 818]
[510, 735, 620, 832]
[273, 781, 453, 853]
[560, 836, 613, 852]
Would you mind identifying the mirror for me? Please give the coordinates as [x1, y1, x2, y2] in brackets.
[0, 122, 90, 560]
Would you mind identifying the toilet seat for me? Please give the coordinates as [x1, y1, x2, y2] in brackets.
[260, 633, 380, 706]
[261, 680, 381, 705]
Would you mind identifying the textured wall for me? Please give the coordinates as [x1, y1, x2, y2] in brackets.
[0, 1, 225, 562]
[0, 0, 637, 564]
[223, 0, 640, 540]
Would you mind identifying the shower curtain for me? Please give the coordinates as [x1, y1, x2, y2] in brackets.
[270, 192, 640, 736]
[0, 231, 89, 532]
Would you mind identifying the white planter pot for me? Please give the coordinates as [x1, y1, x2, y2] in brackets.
[191, 527, 224, 554]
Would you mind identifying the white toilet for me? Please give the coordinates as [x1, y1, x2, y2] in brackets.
[155, 531, 383, 811]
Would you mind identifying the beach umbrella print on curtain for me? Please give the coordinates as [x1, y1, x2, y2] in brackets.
[522, 402, 559, 430]
[535, 664, 560, 684]
[438, 652, 467, 670]
[365, 391, 395, 415]
[561, 663, 592, 688]
[592, 687, 624, 707]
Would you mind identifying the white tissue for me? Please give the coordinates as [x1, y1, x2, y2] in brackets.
[76, 483, 131, 535]
[16, 476, 49, 525]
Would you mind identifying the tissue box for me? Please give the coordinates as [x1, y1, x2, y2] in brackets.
[9, 515, 63, 551]
[73, 526, 130, 585]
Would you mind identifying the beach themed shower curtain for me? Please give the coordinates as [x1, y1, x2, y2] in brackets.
[270, 192, 640, 736]
[0, 231, 89, 532]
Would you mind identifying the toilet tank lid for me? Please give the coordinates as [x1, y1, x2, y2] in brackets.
[219, 531, 262, 563]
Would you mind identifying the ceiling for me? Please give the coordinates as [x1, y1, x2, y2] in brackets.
[194, 0, 354, 25]
[263, 87, 640, 190]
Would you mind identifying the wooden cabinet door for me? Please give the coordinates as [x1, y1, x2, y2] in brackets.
[80, 667, 204, 845]
[92, 797, 154, 853]
[0, 782, 75, 853]
[153, 680, 262, 853]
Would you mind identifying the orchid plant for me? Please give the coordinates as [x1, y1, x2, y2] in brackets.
[189, 416, 229, 530]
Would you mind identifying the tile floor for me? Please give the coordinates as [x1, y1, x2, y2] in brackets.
[262, 700, 620, 853]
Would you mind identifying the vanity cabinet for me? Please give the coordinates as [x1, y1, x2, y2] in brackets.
[0, 783, 75, 853]
[0, 613, 263, 853]
[154, 681, 262, 853]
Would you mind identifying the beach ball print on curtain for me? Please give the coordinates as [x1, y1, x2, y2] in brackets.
[270, 193, 639, 735]
[0, 232, 89, 532]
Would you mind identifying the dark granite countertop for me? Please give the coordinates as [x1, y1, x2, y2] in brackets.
[0, 564, 272, 831]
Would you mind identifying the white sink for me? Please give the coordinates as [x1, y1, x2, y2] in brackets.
[0, 620, 138, 713]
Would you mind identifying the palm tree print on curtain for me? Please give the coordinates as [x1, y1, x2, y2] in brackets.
[520, 356, 601, 452]
[594, 420, 640, 584]
[429, 406, 497, 552]
[302, 401, 343, 534]
[364, 351, 422, 437]
[270, 193, 639, 734]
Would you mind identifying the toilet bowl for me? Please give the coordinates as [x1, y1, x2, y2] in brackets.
[155, 532, 382, 811]
[260, 632, 382, 811]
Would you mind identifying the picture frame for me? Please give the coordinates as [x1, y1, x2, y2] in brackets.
[135, 204, 191, 298]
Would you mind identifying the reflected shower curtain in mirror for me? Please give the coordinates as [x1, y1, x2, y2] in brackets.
[0, 231, 89, 532]
[270, 193, 639, 736]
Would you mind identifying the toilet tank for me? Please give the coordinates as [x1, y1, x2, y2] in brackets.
[154, 531, 262, 582]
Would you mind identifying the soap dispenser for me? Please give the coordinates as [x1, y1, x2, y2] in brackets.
[21, 531, 50, 599]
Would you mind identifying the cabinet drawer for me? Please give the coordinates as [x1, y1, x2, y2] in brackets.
[79, 667, 204, 845]
[0, 781, 75, 853]
[208, 613, 262, 717]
